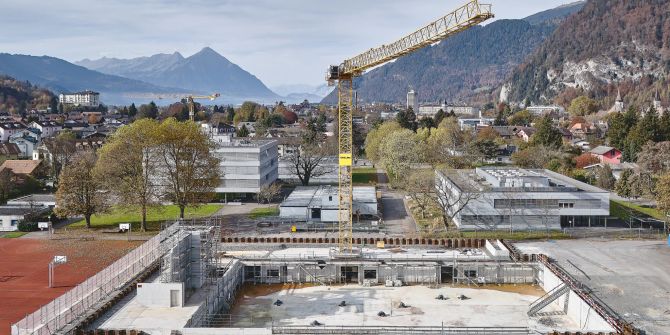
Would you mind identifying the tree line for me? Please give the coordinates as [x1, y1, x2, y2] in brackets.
[54, 118, 220, 230]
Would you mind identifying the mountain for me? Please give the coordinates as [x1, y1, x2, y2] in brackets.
[271, 83, 332, 103]
[321, 2, 585, 105]
[523, 1, 586, 26]
[77, 47, 280, 104]
[504, 0, 670, 107]
[0, 75, 56, 113]
[0, 53, 177, 104]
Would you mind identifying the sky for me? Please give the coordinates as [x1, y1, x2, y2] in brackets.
[0, 0, 571, 89]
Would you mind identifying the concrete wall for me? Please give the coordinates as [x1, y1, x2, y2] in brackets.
[136, 282, 185, 308]
[538, 263, 615, 333]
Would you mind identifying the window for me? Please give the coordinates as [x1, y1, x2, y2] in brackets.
[267, 269, 279, 277]
[328, 196, 333, 201]
[559, 202, 574, 209]
[11, 220, 18, 226]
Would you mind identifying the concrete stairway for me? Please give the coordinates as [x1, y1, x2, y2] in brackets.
[527, 284, 570, 317]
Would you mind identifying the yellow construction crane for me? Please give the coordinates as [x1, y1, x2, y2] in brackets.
[124, 93, 221, 121]
[326, 0, 493, 254]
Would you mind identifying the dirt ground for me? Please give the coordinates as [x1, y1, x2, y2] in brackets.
[0, 238, 141, 335]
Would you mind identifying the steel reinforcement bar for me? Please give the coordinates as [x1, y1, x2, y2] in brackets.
[222, 236, 487, 248]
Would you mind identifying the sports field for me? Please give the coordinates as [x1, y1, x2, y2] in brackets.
[0, 238, 140, 335]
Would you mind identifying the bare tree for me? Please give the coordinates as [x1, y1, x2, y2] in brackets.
[286, 143, 334, 186]
[54, 152, 108, 228]
[44, 130, 77, 185]
[434, 170, 481, 228]
[405, 170, 435, 219]
[257, 182, 281, 204]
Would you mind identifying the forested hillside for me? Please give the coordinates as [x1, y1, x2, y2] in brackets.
[0, 75, 56, 114]
[504, 0, 670, 106]
[322, 2, 584, 105]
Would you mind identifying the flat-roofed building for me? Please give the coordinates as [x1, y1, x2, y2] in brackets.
[435, 167, 609, 231]
[213, 137, 278, 195]
[59, 90, 100, 107]
[280, 185, 378, 222]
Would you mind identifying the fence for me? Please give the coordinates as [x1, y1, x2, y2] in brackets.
[11, 223, 181, 335]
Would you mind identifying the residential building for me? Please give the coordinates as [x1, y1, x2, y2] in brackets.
[58, 90, 100, 107]
[9, 128, 41, 158]
[435, 167, 609, 230]
[569, 122, 599, 139]
[571, 139, 591, 151]
[0, 160, 43, 177]
[29, 121, 62, 138]
[0, 143, 21, 162]
[0, 122, 26, 142]
[515, 127, 536, 142]
[7, 194, 56, 207]
[589, 146, 622, 164]
[406, 89, 418, 112]
[458, 112, 494, 130]
[280, 185, 378, 222]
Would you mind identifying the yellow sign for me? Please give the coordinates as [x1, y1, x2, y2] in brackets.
[339, 154, 352, 166]
[291, 225, 297, 233]
[376, 241, 385, 249]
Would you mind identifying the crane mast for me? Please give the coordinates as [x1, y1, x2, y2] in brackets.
[326, 0, 493, 253]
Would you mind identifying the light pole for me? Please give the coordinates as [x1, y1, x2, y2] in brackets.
[49, 256, 67, 288]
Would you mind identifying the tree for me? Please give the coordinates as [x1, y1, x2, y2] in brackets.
[405, 170, 435, 219]
[0, 168, 14, 203]
[568, 96, 598, 116]
[512, 146, 559, 169]
[655, 173, 670, 216]
[44, 130, 77, 185]
[128, 103, 138, 117]
[595, 164, 616, 190]
[57, 102, 64, 114]
[507, 110, 534, 126]
[138, 101, 159, 119]
[607, 107, 638, 151]
[434, 171, 480, 228]
[574, 153, 600, 169]
[636, 141, 670, 174]
[380, 129, 420, 182]
[364, 121, 402, 165]
[425, 117, 475, 168]
[615, 169, 633, 198]
[286, 142, 334, 186]
[54, 152, 107, 228]
[155, 119, 221, 218]
[434, 109, 446, 125]
[471, 139, 498, 162]
[418, 117, 436, 129]
[257, 182, 281, 204]
[237, 124, 250, 137]
[531, 116, 562, 148]
[95, 119, 162, 231]
[396, 108, 417, 131]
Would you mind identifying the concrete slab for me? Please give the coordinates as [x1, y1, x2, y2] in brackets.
[515, 239, 670, 334]
[229, 284, 579, 333]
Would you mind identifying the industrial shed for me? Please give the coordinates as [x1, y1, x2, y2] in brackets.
[280, 185, 378, 222]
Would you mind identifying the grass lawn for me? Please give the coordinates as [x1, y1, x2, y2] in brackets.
[611, 200, 667, 221]
[70, 204, 223, 231]
[249, 206, 280, 219]
[1, 232, 27, 238]
[352, 167, 379, 184]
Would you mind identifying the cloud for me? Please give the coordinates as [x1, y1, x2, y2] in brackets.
[0, 0, 570, 87]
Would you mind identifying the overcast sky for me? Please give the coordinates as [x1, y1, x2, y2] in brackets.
[0, 0, 571, 88]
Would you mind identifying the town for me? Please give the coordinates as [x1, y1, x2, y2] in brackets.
[0, 1, 669, 335]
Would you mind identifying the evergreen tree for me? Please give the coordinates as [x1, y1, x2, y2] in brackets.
[493, 109, 507, 126]
[595, 164, 616, 190]
[660, 112, 670, 141]
[434, 109, 446, 125]
[237, 124, 250, 137]
[615, 169, 633, 198]
[530, 116, 562, 148]
[128, 103, 138, 117]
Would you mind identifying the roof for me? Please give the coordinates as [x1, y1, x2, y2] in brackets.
[0, 160, 42, 175]
[281, 185, 377, 208]
[8, 193, 56, 205]
[0, 143, 21, 155]
[590, 145, 616, 155]
[0, 205, 48, 216]
[0, 122, 26, 130]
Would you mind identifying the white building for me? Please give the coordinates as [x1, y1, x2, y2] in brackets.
[9, 128, 41, 158]
[406, 89, 418, 112]
[526, 105, 566, 116]
[280, 185, 378, 222]
[0, 205, 49, 231]
[211, 135, 278, 195]
[0, 122, 26, 142]
[418, 101, 475, 117]
[58, 90, 100, 107]
[436, 167, 609, 231]
[29, 121, 62, 138]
